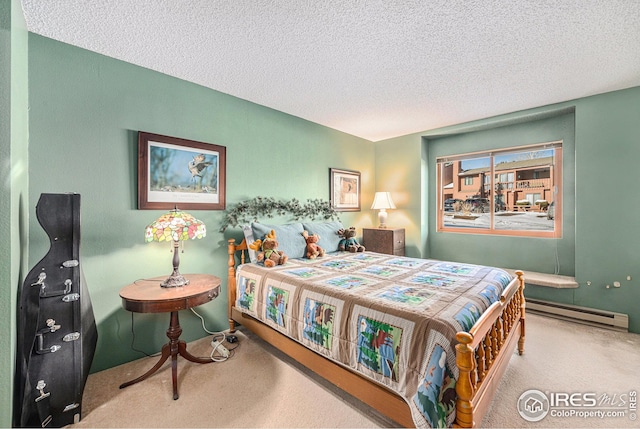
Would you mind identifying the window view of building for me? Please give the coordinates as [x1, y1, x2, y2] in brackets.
[437, 142, 562, 237]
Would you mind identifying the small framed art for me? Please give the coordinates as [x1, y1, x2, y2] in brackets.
[329, 168, 361, 211]
[138, 132, 226, 210]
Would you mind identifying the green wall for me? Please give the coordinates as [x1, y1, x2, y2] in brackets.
[27, 34, 375, 373]
[0, 4, 12, 427]
[376, 87, 640, 333]
[0, 12, 11, 425]
[571, 88, 640, 323]
[1, 0, 29, 426]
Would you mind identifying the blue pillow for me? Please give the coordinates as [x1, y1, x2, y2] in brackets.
[251, 222, 306, 259]
[302, 221, 345, 253]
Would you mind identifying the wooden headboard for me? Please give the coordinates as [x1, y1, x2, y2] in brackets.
[227, 238, 249, 331]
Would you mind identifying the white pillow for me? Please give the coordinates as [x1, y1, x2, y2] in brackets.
[242, 224, 258, 263]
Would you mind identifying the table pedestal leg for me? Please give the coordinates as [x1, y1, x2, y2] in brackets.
[119, 310, 213, 399]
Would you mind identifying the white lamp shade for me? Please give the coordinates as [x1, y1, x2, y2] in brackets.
[371, 192, 396, 210]
[371, 192, 395, 228]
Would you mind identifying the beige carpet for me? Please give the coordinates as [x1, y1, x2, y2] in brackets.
[69, 313, 640, 428]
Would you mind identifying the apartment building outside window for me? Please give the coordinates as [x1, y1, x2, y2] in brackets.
[437, 141, 562, 238]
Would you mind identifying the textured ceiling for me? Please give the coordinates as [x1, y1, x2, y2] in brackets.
[21, 0, 640, 141]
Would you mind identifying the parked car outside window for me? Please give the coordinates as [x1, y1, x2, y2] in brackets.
[464, 198, 490, 213]
[444, 198, 463, 212]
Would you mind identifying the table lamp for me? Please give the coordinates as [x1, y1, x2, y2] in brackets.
[145, 207, 206, 287]
[371, 192, 396, 228]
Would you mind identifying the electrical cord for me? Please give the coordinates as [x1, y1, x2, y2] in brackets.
[126, 280, 238, 361]
[190, 308, 239, 362]
[210, 338, 229, 362]
[126, 278, 168, 358]
[190, 307, 220, 335]
[129, 312, 154, 357]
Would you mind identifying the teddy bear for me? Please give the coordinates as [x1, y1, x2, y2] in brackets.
[302, 230, 325, 259]
[249, 229, 288, 267]
[337, 227, 365, 252]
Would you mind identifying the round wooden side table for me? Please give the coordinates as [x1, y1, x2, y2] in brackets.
[118, 274, 221, 400]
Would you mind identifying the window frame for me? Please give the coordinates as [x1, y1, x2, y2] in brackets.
[436, 141, 563, 238]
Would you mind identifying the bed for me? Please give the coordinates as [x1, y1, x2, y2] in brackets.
[226, 222, 525, 428]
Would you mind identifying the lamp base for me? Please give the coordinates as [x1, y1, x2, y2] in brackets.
[161, 242, 190, 287]
[378, 209, 388, 228]
[161, 272, 190, 288]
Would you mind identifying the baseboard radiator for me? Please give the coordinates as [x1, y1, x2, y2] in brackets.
[527, 299, 629, 331]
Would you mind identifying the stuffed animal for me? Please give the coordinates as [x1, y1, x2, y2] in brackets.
[249, 229, 288, 267]
[337, 227, 365, 252]
[302, 230, 325, 259]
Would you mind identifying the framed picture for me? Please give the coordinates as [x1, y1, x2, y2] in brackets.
[330, 168, 361, 211]
[138, 132, 226, 210]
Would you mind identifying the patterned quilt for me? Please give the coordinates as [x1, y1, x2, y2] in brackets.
[235, 251, 512, 428]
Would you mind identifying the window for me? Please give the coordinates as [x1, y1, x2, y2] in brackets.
[437, 142, 562, 238]
[497, 172, 514, 189]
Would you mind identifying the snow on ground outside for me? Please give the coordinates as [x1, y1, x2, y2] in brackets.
[443, 211, 554, 231]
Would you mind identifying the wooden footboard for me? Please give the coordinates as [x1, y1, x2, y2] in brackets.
[454, 270, 525, 427]
[227, 238, 525, 428]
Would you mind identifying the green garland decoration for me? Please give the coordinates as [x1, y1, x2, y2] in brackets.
[219, 197, 340, 232]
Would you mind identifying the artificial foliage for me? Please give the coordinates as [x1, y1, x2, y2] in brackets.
[219, 197, 340, 232]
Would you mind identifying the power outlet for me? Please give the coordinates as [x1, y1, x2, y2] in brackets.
[212, 339, 229, 358]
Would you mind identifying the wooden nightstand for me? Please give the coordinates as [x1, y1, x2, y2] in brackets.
[362, 228, 405, 256]
[119, 274, 220, 400]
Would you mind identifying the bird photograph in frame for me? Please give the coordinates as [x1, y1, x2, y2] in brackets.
[137, 132, 226, 210]
[329, 168, 361, 211]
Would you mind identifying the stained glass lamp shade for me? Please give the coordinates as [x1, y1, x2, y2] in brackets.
[145, 208, 206, 288]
